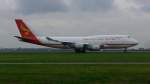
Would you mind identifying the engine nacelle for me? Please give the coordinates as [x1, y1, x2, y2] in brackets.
[73, 44, 101, 51]
[74, 43, 85, 49]
[87, 45, 100, 51]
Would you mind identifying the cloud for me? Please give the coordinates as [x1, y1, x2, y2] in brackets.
[16, 0, 68, 15]
[71, 0, 114, 12]
[0, 0, 16, 11]
[15, 0, 115, 15]
[131, 0, 150, 13]
[0, 0, 150, 48]
[0, 0, 17, 16]
[137, 0, 150, 12]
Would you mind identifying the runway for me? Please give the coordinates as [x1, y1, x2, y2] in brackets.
[0, 62, 150, 65]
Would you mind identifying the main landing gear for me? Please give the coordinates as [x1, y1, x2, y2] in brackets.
[123, 48, 128, 53]
[74, 48, 86, 53]
[74, 45, 87, 53]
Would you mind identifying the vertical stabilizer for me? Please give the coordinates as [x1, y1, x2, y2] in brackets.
[15, 19, 41, 44]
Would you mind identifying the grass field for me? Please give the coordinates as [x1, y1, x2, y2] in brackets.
[0, 52, 149, 84]
[0, 52, 150, 62]
[0, 64, 150, 84]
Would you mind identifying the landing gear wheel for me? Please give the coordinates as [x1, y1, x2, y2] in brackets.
[74, 49, 86, 53]
[74, 45, 87, 53]
[123, 48, 127, 53]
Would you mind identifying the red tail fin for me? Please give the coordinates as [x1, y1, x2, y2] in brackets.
[15, 19, 41, 44]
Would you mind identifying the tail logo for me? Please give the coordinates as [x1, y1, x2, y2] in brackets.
[20, 24, 30, 36]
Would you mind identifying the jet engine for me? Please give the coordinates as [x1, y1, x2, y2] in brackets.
[87, 45, 100, 51]
[74, 43, 86, 49]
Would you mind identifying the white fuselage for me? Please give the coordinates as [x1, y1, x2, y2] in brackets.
[38, 35, 138, 50]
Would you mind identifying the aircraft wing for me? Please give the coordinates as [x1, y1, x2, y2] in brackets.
[46, 37, 75, 47]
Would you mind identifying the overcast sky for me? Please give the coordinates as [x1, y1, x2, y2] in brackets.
[0, 0, 150, 48]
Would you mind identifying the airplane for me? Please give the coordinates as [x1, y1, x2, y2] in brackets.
[14, 19, 138, 53]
